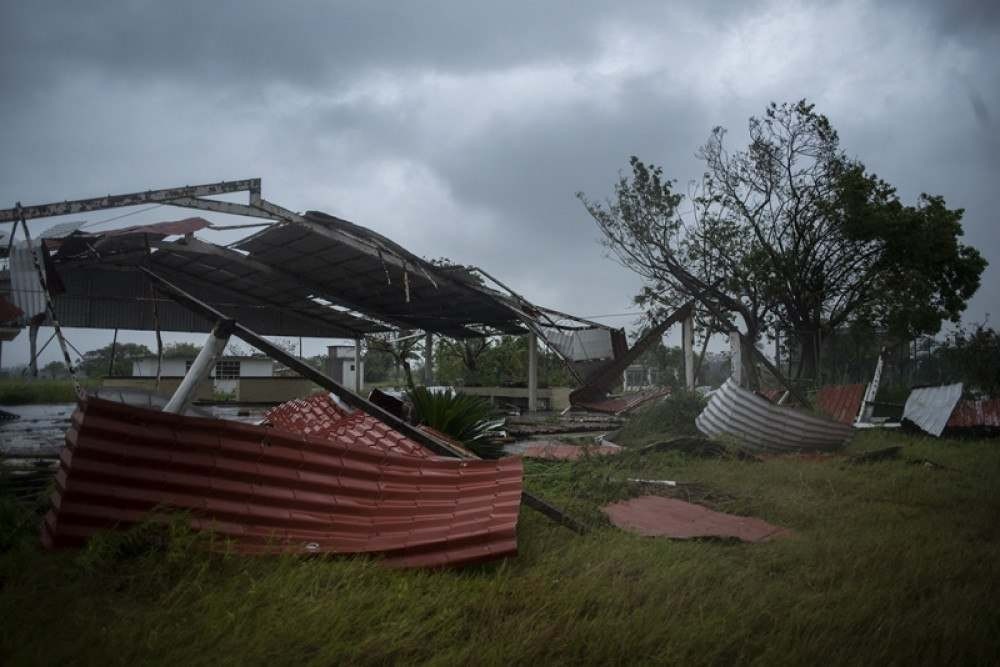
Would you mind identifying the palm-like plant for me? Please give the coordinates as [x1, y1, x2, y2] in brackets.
[407, 387, 505, 458]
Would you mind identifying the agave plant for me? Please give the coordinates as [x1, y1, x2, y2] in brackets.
[407, 387, 505, 458]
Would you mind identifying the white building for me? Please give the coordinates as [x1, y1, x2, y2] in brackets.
[131, 355, 274, 395]
[325, 345, 364, 389]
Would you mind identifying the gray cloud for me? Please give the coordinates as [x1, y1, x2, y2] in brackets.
[1, 0, 997, 367]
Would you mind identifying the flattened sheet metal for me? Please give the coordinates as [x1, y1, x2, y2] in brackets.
[814, 384, 867, 425]
[946, 399, 1000, 430]
[902, 383, 963, 437]
[602, 495, 790, 542]
[42, 398, 523, 568]
[695, 379, 854, 453]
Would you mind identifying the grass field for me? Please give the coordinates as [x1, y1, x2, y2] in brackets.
[1, 400, 998, 665]
[0, 379, 100, 405]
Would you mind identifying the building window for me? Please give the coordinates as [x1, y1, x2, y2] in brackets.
[350, 364, 355, 371]
[215, 359, 240, 379]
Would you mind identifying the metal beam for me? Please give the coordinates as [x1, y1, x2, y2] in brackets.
[158, 237, 403, 331]
[139, 266, 587, 533]
[163, 320, 234, 414]
[0, 179, 261, 222]
[167, 196, 276, 220]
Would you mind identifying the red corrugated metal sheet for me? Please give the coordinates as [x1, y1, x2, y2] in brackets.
[814, 384, 866, 425]
[103, 217, 210, 237]
[262, 394, 434, 459]
[946, 399, 1000, 430]
[42, 397, 523, 568]
[602, 495, 790, 542]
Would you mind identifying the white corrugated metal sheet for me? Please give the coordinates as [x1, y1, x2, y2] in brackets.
[541, 327, 614, 361]
[902, 383, 963, 437]
[696, 379, 854, 453]
[8, 242, 46, 321]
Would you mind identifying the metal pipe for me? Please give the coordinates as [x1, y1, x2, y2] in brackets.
[163, 320, 234, 414]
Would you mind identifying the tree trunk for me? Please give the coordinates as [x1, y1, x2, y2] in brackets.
[797, 329, 820, 382]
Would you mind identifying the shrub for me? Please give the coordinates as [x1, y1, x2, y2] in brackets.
[407, 387, 505, 458]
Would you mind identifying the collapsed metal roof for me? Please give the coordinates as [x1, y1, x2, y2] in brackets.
[0, 180, 537, 339]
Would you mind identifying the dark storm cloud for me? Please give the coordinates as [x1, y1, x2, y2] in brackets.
[0, 0, 997, 367]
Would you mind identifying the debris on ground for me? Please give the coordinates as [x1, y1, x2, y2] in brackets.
[696, 379, 854, 453]
[570, 387, 672, 416]
[42, 395, 524, 568]
[639, 436, 763, 462]
[602, 495, 790, 542]
[902, 383, 964, 437]
[517, 440, 622, 460]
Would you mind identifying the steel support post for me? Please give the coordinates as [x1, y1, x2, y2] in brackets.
[163, 320, 234, 414]
[528, 332, 538, 412]
[682, 314, 695, 390]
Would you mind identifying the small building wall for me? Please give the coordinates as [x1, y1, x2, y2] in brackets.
[132, 358, 187, 377]
[459, 386, 571, 412]
[101, 377, 322, 404]
[239, 359, 274, 377]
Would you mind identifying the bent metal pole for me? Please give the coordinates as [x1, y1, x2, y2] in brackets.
[138, 265, 588, 534]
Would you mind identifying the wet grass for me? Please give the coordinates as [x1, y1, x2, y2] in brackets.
[1, 428, 998, 665]
[0, 379, 98, 405]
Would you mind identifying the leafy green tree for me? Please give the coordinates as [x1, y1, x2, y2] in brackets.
[79, 342, 153, 378]
[580, 100, 986, 385]
[161, 342, 201, 358]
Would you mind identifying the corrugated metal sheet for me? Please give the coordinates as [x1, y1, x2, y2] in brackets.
[8, 243, 46, 321]
[540, 327, 615, 362]
[902, 383, 963, 437]
[814, 384, 867, 425]
[235, 215, 526, 335]
[42, 398, 523, 568]
[946, 399, 1000, 430]
[696, 379, 854, 453]
[263, 394, 434, 459]
[602, 495, 790, 542]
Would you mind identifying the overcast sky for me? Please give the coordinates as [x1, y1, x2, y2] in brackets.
[1, 0, 997, 368]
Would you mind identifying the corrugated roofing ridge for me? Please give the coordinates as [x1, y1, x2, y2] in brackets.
[42, 397, 523, 568]
[696, 379, 854, 453]
[903, 383, 964, 437]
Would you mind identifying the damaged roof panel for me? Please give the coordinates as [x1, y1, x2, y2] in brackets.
[696, 379, 854, 453]
[42, 397, 523, 568]
[234, 214, 526, 335]
[946, 399, 1000, 430]
[814, 383, 867, 425]
[902, 383, 964, 437]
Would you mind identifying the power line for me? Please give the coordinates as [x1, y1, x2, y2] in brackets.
[81, 204, 165, 229]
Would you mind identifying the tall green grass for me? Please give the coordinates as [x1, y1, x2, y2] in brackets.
[0, 378, 97, 405]
[2, 429, 998, 664]
[613, 391, 707, 446]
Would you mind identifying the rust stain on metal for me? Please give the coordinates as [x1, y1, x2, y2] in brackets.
[42, 397, 523, 568]
[946, 399, 1000, 430]
[814, 384, 866, 425]
[602, 495, 791, 542]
